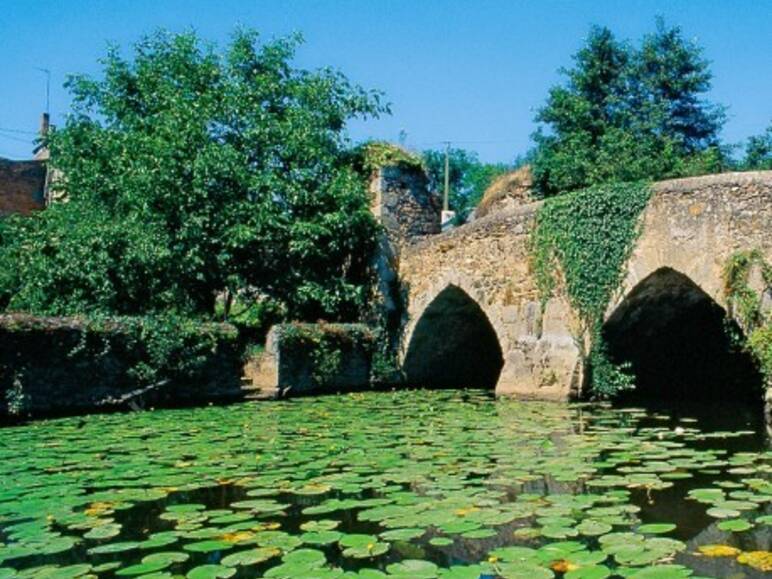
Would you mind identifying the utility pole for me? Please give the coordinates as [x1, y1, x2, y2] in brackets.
[36, 68, 51, 115]
[443, 141, 451, 212]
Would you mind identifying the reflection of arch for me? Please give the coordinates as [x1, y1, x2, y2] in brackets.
[403, 285, 504, 388]
[603, 267, 764, 403]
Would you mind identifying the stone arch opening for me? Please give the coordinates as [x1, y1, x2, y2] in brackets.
[602, 267, 764, 405]
[404, 285, 504, 389]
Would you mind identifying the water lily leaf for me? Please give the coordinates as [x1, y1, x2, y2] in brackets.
[460, 528, 496, 539]
[342, 541, 389, 559]
[577, 520, 612, 536]
[495, 562, 554, 579]
[38, 564, 92, 579]
[299, 519, 339, 532]
[637, 523, 676, 535]
[83, 523, 121, 540]
[385, 559, 439, 578]
[379, 528, 425, 541]
[186, 565, 236, 579]
[736, 550, 772, 572]
[429, 537, 453, 547]
[221, 546, 280, 567]
[141, 552, 189, 565]
[696, 544, 740, 557]
[116, 561, 170, 576]
[282, 549, 326, 567]
[86, 541, 139, 555]
[624, 564, 693, 578]
[565, 566, 611, 579]
[540, 526, 578, 539]
[301, 530, 343, 545]
[437, 565, 488, 578]
[339, 534, 378, 548]
[489, 546, 539, 564]
[716, 518, 752, 532]
[706, 506, 740, 519]
[92, 563, 121, 573]
[183, 540, 233, 553]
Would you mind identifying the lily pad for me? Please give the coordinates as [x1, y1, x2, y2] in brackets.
[186, 565, 236, 579]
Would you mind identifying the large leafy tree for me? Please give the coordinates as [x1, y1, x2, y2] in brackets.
[0, 30, 386, 322]
[532, 19, 727, 195]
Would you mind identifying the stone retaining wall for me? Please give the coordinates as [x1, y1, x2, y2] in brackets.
[251, 323, 375, 396]
[0, 314, 243, 419]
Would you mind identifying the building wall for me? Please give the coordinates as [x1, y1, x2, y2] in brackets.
[0, 158, 47, 216]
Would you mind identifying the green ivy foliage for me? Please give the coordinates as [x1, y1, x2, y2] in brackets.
[353, 141, 424, 173]
[723, 250, 772, 384]
[531, 181, 652, 398]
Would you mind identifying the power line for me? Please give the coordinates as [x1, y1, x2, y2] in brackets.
[416, 138, 526, 147]
[0, 127, 37, 135]
[0, 149, 29, 160]
[0, 133, 34, 144]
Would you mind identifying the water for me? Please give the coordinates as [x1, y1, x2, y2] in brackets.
[0, 389, 770, 578]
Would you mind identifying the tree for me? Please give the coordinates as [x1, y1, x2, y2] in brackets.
[422, 148, 509, 220]
[635, 18, 725, 153]
[531, 20, 726, 195]
[743, 122, 772, 170]
[0, 30, 387, 322]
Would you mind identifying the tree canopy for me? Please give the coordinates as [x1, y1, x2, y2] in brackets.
[531, 19, 727, 196]
[743, 122, 772, 170]
[0, 30, 387, 323]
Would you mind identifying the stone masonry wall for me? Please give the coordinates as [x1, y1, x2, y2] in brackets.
[615, 171, 772, 313]
[370, 165, 441, 242]
[399, 202, 581, 400]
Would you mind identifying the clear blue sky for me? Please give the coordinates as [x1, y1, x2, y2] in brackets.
[1, 0, 770, 162]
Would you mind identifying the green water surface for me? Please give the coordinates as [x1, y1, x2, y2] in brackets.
[0, 390, 770, 578]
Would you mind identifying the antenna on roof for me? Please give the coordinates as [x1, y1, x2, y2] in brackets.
[35, 68, 51, 115]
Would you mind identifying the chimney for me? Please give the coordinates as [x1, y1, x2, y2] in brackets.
[34, 113, 50, 161]
[39, 112, 50, 137]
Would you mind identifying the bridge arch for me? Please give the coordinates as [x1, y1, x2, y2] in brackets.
[602, 266, 764, 404]
[402, 283, 504, 389]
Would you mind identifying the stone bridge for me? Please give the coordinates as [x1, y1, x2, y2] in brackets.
[388, 171, 772, 402]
